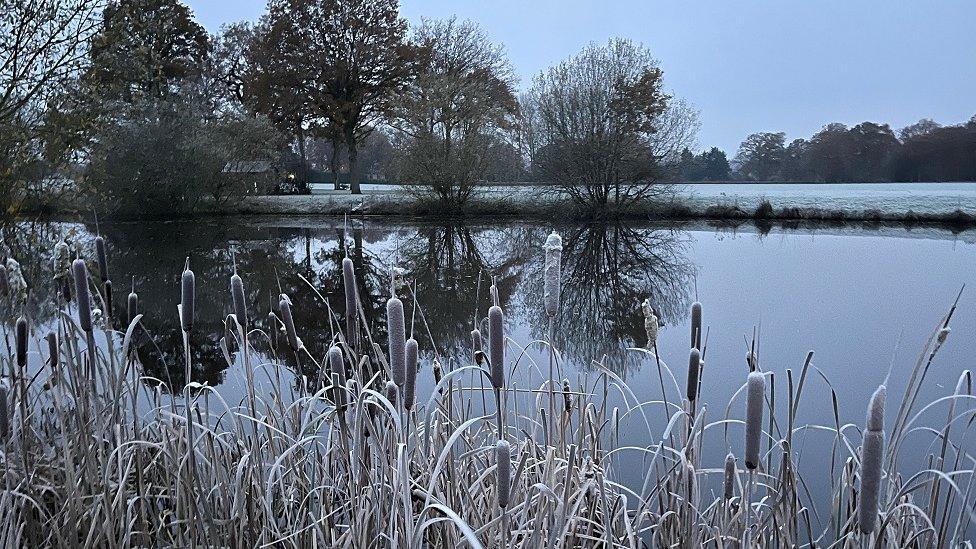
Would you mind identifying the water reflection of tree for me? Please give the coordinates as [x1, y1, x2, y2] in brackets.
[397, 222, 529, 356]
[526, 222, 694, 372]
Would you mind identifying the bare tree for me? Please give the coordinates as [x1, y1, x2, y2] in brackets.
[0, 0, 102, 212]
[523, 38, 697, 210]
[390, 17, 518, 205]
[256, 0, 412, 195]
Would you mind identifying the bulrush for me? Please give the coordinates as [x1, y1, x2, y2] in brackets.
[180, 260, 195, 333]
[723, 453, 736, 499]
[328, 345, 345, 385]
[496, 439, 512, 508]
[745, 371, 765, 470]
[278, 294, 300, 351]
[95, 236, 109, 282]
[562, 378, 573, 414]
[342, 257, 357, 334]
[384, 380, 397, 407]
[404, 338, 418, 410]
[46, 332, 59, 370]
[471, 328, 483, 360]
[127, 288, 138, 325]
[488, 305, 504, 389]
[16, 316, 28, 368]
[387, 296, 406, 387]
[72, 259, 93, 333]
[0, 384, 7, 440]
[231, 272, 247, 328]
[543, 231, 562, 318]
[686, 348, 701, 402]
[859, 385, 886, 534]
[690, 301, 702, 350]
[104, 280, 114, 321]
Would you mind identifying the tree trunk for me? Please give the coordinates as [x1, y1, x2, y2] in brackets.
[296, 129, 309, 193]
[330, 136, 342, 191]
[347, 135, 361, 195]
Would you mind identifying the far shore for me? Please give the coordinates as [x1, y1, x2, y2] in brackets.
[13, 186, 976, 229]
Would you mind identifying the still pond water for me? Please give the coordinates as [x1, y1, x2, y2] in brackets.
[3, 216, 975, 516]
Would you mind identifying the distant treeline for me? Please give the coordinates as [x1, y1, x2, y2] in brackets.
[678, 117, 976, 183]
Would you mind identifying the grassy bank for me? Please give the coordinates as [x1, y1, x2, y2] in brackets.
[0, 230, 973, 546]
[12, 189, 976, 229]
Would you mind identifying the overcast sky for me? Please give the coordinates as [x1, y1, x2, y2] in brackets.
[184, 0, 976, 154]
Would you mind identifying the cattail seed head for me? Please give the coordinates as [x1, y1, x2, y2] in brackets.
[15, 316, 28, 368]
[723, 453, 736, 499]
[562, 378, 572, 414]
[471, 329, 483, 360]
[342, 257, 357, 323]
[385, 380, 398, 407]
[866, 385, 886, 432]
[859, 385, 886, 533]
[231, 273, 247, 328]
[278, 295, 299, 351]
[267, 311, 281, 348]
[488, 305, 504, 389]
[686, 348, 701, 402]
[690, 301, 702, 350]
[744, 371, 765, 470]
[180, 263, 195, 332]
[859, 430, 885, 533]
[72, 259, 92, 333]
[496, 439, 512, 508]
[404, 338, 418, 410]
[104, 279, 113, 321]
[328, 345, 345, 384]
[95, 236, 109, 283]
[0, 385, 7, 440]
[46, 331, 59, 370]
[127, 290, 138, 325]
[387, 297, 406, 386]
[543, 231, 562, 318]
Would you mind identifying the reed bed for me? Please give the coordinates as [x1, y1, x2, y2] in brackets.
[0, 232, 973, 548]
